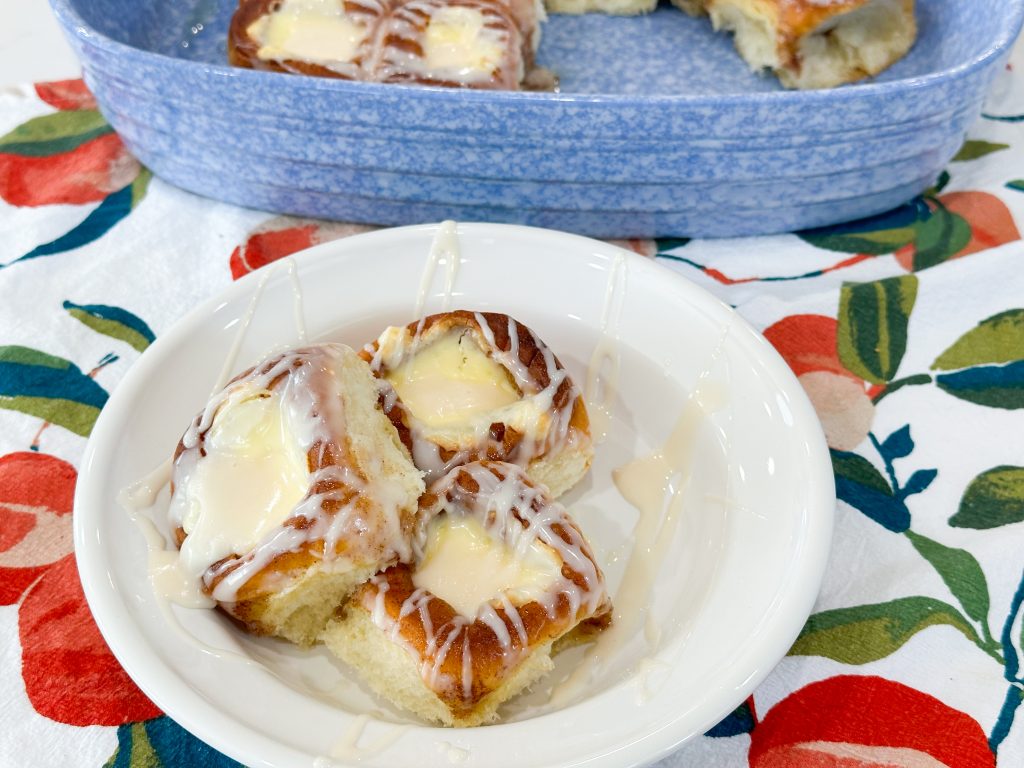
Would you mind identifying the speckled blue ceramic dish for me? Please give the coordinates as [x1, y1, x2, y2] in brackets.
[50, 0, 1024, 237]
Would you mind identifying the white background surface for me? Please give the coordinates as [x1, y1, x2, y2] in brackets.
[1, 0, 80, 87]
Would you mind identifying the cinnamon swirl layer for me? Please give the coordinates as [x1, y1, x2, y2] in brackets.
[361, 310, 593, 498]
[168, 343, 424, 645]
[325, 461, 611, 726]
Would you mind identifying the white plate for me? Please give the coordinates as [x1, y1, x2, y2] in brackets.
[74, 223, 834, 768]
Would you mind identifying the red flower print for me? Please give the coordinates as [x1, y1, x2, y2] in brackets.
[0, 452, 160, 726]
[230, 216, 377, 279]
[0, 133, 139, 207]
[749, 675, 995, 768]
[1, 79, 140, 208]
[34, 80, 98, 112]
[764, 315, 874, 451]
[607, 238, 657, 258]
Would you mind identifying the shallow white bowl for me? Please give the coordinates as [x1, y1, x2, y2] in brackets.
[74, 223, 834, 768]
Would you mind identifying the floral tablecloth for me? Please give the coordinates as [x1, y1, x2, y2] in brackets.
[3, 44, 1024, 768]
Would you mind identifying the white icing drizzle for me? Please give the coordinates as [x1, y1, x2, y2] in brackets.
[366, 312, 583, 485]
[414, 220, 461, 320]
[211, 255, 306, 397]
[550, 377, 723, 708]
[169, 344, 414, 605]
[360, 462, 608, 710]
[585, 251, 627, 443]
[287, 257, 308, 344]
[376, 0, 520, 88]
[326, 713, 410, 760]
[436, 740, 471, 764]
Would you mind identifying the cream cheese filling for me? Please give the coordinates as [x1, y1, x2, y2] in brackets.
[174, 386, 309, 582]
[422, 7, 505, 74]
[248, 0, 369, 66]
[413, 515, 562, 618]
[386, 331, 519, 428]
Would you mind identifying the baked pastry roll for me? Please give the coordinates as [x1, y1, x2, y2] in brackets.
[377, 0, 531, 90]
[672, 0, 916, 89]
[361, 310, 593, 498]
[168, 343, 425, 645]
[228, 0, 389, 80]
[229, 0, 544, 90]
[325, 461, 611, 726]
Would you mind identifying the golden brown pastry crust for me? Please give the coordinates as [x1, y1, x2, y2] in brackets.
[170, 344, 421, 637]
[349, 461, 611, 718]
[360, 310, 592, 491]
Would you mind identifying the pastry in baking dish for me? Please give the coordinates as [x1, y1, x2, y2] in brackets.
[324, 461, 611, 726]
[361, 310, 593, 499]
[671, 0, 917, 89]
[167, 343, 424, 645]
[228, 0, 543, 90]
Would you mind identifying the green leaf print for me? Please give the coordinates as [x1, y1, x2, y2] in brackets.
[953, 140, 1010, 162]
[0, 110, 112, 157]
[952, 466, 1024, 529]
[911, 205, 972, 271]
[831, 449, 910, 532]
[838, 275, 918, 384]
[798, 200, 922, 255]
[0, 345, 108, 436]
[63, 301, 155, 353]
[103, 722, 159, 768]
[905, 531, 991, 626]
[790, 596, 984, 664]
[932, 309, 1024, 371]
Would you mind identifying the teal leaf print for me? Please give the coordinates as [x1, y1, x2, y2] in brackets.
[905, 531, 991, 626]
[952, 466, 1024, 529]
[901, 469, 937, 499]
[934, 361, 1024, 409]
[0, 345, 108, 436]
[654, 237, 691, 253]
[831, 449, 910, 532]
[837, 275, 918, 385]
[64, 301, 155, 353]
[790, 596, 983, 664]
[879, 425, 914, 461]
[705, 699, 756, 738]
[927, 171, 951, 196]
[0, 110, 112, 157]
[105, 717, 242, 768]
[953, 140, 1010, 162]
[2, 169, 150, 270]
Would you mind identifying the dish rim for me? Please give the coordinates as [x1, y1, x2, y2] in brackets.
[51, 0, 1024, 108]
[72, 222, 836, 768]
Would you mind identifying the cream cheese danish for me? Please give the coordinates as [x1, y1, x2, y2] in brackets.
[324, 461, 611, 726]
[361, 310, 593, 499]
[167, 342, 425, 645]
[669, 0, 917, 89]
[228, 0, 544, 90]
